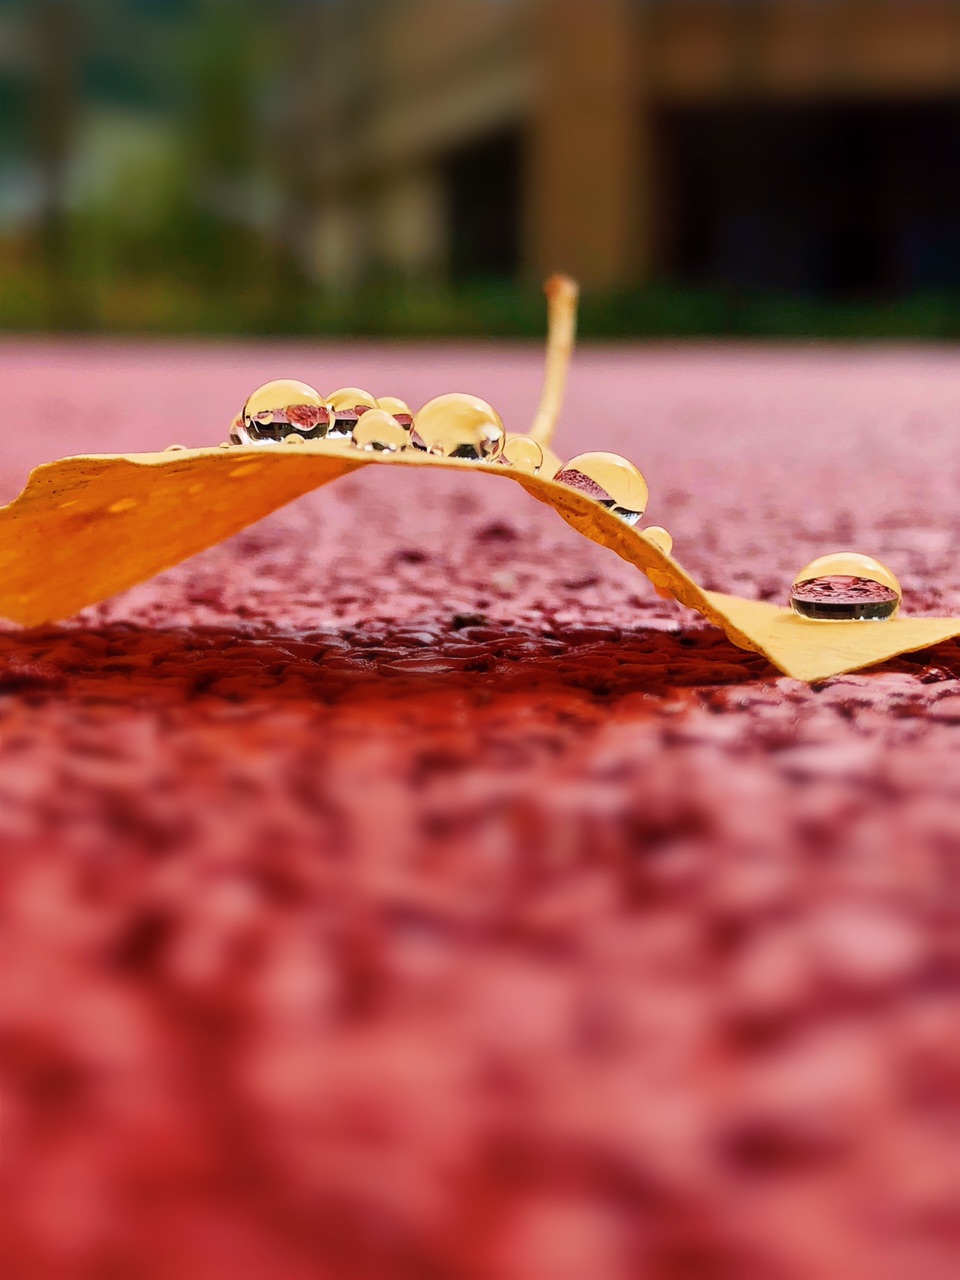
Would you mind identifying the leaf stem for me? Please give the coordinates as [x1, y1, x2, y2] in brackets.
[528, 274, 579, 448]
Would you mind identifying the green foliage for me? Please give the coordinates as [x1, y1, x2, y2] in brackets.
[6, 258, 960, 340]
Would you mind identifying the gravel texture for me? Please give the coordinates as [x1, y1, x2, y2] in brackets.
[0, 340, 958, 1279]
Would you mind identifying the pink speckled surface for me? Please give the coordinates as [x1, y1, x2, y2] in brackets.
[0, 340, 959, 1280]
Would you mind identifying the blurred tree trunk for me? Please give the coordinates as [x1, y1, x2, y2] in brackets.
[28, 0, 83, 323]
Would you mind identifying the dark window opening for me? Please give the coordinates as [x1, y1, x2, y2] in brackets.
[443, 129, 522, 282]
[658, 101, 960, 299]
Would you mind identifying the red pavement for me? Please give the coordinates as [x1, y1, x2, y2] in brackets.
[0, 339, 958, 1279]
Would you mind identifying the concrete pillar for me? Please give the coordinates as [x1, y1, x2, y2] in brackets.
[526, 0, 649, 290]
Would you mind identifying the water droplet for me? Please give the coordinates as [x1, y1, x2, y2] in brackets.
[218, 441, 231, 449]
[165, 443, 187, 452]
[284, 433, 306, 446]
[554, 452, 648, 525]
[327, 387, 378, 439]
[108, 498, 138, 514]
[790, 553, 901, 621]
[643, 526, 673, 555]
[500, 435, 544, 474]
[376, 396, 414, 429]
[351, 409, 408, 453]
[238, 380, 328, 444]
[410, 393, 505, 461]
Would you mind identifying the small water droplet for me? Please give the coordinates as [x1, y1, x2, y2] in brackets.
[238, 380, 328, 444]
[165, 443, 187, 452]
[218, 441, 231, 449]
[284, 433, 306, 446]
[643, 526, 673, 555]
[376, 396, 414, 429]
[410, 393, 505, 461]
[790, 553, 901, 621]
[351, 409, 408, 453]
[554, 452, 648, 525]
[327, 387, 378, 439]
[500, 435, 543, 474]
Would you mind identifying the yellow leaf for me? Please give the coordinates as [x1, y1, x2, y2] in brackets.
[1, 275, 954, 683]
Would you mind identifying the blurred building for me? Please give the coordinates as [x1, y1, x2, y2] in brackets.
[6, 0, 960, 318]
[307, 0, 960, 297]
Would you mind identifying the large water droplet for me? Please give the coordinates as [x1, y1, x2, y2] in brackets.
[238, 380, 328, 444]
[554, 452, 649, 525]
[500, 435, 544, 474]
[410, 393, 505, 461]
[790, 553, 901, 621]
[351, 409, 408, 453]
[376, 396, 414, 430]
[327, 387, 378, 439]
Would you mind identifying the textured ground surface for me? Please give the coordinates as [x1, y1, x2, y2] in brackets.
[0, 339, 959, 1279]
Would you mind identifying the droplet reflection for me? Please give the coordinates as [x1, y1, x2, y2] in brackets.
[411, 393, 505, 461]
[376, 396, 414, 430]
[554, 451, 649, 526]
[790, 553, 901, 621]
[351, 409, 408, 453]
[239, 380, 328, 444]
[500, 435, 544, 474]
[643, 526, 673, 555]
[327, 387, 378, 439]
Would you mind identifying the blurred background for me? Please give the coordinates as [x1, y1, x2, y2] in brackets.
[6, 0, 960, 337]
[4, 10, 960, 1279]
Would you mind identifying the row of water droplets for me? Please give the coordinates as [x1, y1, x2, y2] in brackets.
[211, 378, 904, 622]
[224, 378, 663, 537]
[209, 279, 905, 625]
